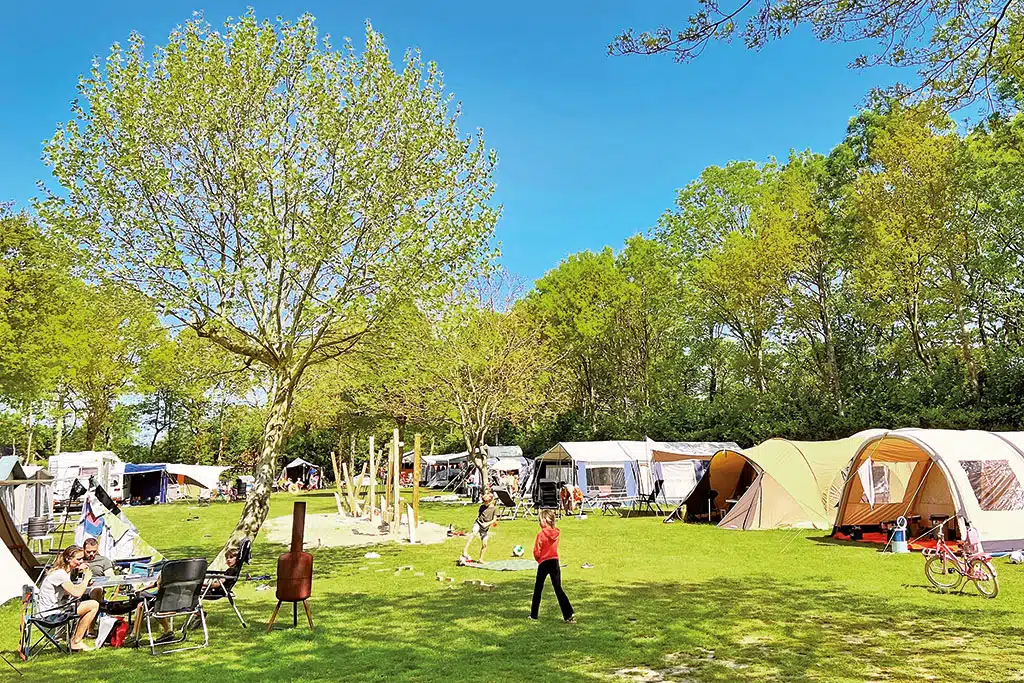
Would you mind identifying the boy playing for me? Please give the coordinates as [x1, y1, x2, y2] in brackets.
[461, 492, 498, 563]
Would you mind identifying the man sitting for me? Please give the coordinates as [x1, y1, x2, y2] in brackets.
[83, 537, 115, 602]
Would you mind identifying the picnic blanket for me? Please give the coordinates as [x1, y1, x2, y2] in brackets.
[464, 559, 537, 571]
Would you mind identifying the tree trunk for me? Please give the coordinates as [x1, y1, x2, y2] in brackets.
[217, 365, 298, 563]
[25, 410, 34, 463]
[85, 412, 101, 451]
[54, 395, 64, 457]
[217, 401, 226, 465]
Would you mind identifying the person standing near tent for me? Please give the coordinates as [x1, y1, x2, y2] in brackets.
[529, 510, 575, 623]
[461, 493, 498, 563]
[37, 545, 100, 651]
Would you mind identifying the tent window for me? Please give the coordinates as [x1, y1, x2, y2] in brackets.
[540, 464, 571, 484]
[585, 466, 625, 490]
[860, 464, 892, 505]
[960, 460, 1024, 511]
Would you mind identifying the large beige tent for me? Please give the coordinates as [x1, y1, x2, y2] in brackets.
[695, 430, 885, 530]
[0, 494, 37, 606]
[833, 429, 1024, 553]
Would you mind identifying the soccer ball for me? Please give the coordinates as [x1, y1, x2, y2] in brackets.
[512, 545, 524, 557]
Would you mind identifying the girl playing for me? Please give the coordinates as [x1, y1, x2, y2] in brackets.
[36, 545, 100, 651]
[529, 509, 575, 623]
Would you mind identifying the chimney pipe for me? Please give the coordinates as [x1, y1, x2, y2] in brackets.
[290, 501, 306, 553]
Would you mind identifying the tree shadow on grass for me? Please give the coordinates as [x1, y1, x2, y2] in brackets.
[8, 569, 1024, 682]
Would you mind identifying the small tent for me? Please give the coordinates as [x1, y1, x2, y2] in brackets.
[280, 458, 321, 487]
[833, 429, 1024, 553]
[0, 459, 54, 531]
[689, 430, 885, 530]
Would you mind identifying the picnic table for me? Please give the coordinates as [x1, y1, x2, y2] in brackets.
[88, 574, 159, 589]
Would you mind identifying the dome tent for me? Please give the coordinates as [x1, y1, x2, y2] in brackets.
[692, 430, 885, 530]
[833, 429, 1024, 553]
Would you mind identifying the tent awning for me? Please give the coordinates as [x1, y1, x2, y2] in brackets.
[648, 438, 742, 463]
[0, 456, 28, 483]
[165, 464, 231, 490]
[124, 463, 167, 475]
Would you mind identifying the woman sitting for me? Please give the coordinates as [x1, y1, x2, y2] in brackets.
[36, 545, 100, 652]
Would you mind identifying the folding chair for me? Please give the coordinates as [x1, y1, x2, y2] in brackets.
[200, 539, 251, 627]
[629, 480, 666, 517]
[494, 488, 519, 520]
[138, 558, 209, 655]
[19, 588, 80, 660]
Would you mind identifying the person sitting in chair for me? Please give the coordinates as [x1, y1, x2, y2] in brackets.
[204, 549, 240, 597]
[37, 545, 100, 652]
[83, 537, 115, 602]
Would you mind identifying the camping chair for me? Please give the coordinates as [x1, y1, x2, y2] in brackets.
[137, 558, 209, 655]
[199, 539, 251, 628]
[628, 480, 665, 517]
[197, 489, 212, 507]
[19, 587, 80, 660]
[494, 488, 519, 520]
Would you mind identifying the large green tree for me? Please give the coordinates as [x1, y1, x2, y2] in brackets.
[42, 13, 497, 550]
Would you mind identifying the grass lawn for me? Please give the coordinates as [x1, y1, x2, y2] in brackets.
[4, 492, 1024, 682]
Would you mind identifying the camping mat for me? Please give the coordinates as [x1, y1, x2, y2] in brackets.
[465, 559, 538, 571]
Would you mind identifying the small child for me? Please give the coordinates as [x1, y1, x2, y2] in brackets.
[461, 492, 498, 563]
[529, 509, 575, 623]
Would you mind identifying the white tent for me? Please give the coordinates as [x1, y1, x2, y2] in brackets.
[834, 429, 1024, 553]
[0, 491, 36, 607]
[647, 439, 741, 503]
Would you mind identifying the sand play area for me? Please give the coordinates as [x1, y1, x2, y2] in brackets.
[264, 512, 451, 548]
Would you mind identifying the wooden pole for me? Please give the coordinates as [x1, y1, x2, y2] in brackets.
[368, 436, 376, 519]
[341, 462, 358, 515]
[413, 433, 421, 529]
[330, 451, 342, 495]
[384, 441, 393, 522]
[392, 428, 401, 528]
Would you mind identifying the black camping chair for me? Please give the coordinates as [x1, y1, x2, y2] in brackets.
[19, 588, 81, 660]
[537, 482, 560, 510]
[200, 539, 251, 627]
[137, 558, 209, 655]
[630, 480, 666, 517]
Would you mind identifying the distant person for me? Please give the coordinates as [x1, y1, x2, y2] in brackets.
[461, 493, 498, 563]
[529, 510, 575, 623]
[467, 467, 482, 503]
[83, 537, 115, 602]
[37, 545, 100, 651]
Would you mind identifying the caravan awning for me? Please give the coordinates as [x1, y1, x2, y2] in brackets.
[648, 438, 742, 462]
[124, 463, 167, 475]
[0, 456, 28, 485]
[165, 464, 231, 490]
[285, 458, 317, 469]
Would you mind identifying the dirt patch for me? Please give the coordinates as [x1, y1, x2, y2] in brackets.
[264, 512, 451, 548]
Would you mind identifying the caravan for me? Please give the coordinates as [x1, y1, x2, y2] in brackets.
[48, 451, 124, 509]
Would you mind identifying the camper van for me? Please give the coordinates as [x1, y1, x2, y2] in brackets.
[48, 451, 124, 509]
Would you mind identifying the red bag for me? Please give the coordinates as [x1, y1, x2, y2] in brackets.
[107, 619, 129, 648]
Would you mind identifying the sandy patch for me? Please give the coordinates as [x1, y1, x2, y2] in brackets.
[264, 512, 451, 548]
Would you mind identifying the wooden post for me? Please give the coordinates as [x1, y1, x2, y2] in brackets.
[330, 451, 342, 495]
[413, 433, 421, 529]
[392, 428, 401, 528]
[368, 436, 376, 519]
[341, 462, 358, 515]
[384, 440, 393, 522]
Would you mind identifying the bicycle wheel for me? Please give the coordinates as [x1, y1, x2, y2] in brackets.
[970, 559, 999, 599]
[925, 555, 962, 591]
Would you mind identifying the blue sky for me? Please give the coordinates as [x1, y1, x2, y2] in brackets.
[0, 1, 899, 282]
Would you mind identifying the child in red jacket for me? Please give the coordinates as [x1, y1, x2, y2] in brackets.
[530, 509, 575, 622]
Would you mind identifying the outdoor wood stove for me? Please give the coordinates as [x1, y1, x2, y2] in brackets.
[266, 501, 314, 631]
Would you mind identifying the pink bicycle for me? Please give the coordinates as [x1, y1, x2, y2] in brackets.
[923, 524, 998, 598]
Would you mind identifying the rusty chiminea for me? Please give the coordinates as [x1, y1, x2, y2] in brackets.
[266, 501, 314, 631]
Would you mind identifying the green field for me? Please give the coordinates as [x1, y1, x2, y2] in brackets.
[3, 493, 1024, 682]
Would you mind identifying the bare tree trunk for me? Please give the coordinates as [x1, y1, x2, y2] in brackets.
[217, 366, 297, 562]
